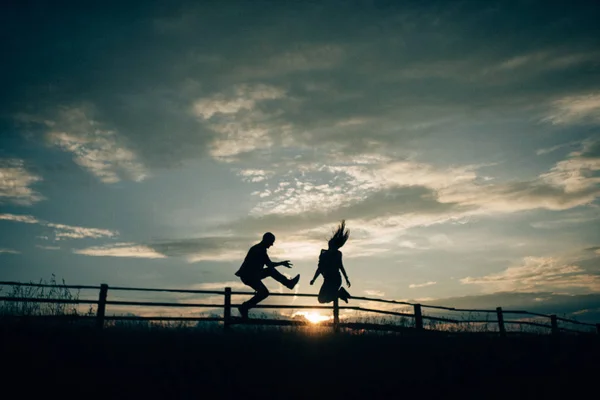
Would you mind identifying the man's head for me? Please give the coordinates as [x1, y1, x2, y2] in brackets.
[262, 232, 276, 248]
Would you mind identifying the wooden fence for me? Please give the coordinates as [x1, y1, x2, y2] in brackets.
[1, 281, 599, 335]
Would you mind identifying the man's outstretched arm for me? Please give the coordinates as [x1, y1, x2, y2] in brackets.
[265, 254, 293, 268]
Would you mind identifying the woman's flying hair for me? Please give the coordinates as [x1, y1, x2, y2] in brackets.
[328, 220, 350, 249]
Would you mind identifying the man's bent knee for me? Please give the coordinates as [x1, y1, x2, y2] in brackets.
[257, 288, 269, 300]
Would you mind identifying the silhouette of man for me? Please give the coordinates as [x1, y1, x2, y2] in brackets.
[235, 232, 300, 319]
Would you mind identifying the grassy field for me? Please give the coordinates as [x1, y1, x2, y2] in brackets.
[1, 319, 597, 399]
[1, 278, 597, 399]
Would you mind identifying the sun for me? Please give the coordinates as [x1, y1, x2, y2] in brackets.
[294, 311, 332, 324]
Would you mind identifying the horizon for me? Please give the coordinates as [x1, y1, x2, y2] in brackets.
[1, 1, 599, 323]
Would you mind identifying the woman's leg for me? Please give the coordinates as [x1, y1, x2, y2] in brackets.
[318, 276, 342, 303]
[338, 287, 351, 303]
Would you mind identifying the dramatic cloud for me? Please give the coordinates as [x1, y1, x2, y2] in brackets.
[236, 169, 274, 183]
[2, 1, 600, 314]
[545, 94, 600, 125]
[193, 84, 285, 119]
[190, 281, 247, 290]
[530, 214, 599, 229]
[0, 159, 43, 205]
[461, 256, 600, 293]
[73, 243, 166, 259]
[0, 248, 20, 254]
[0, 213, 117, 241]
[0, 213, 40, 224]
[150, 236, 250, 263]
[35, 245, 60, 251]
[540, 144, 600, 193]
[363, 290, 385, 297]
[225, 139, 599, 237]
[409, 281, 437, 289]
[192, 84, 287, 160]
[44, 107, 148, 183]
[46, 223, 117, 240]
[439, 140, 600, 212]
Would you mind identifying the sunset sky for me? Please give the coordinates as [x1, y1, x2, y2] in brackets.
[1, 1, 599, 320]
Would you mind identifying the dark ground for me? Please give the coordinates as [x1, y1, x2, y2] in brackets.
[1, 321, 597, 399]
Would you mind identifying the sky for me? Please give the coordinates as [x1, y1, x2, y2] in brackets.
[1, 0, 600, 322]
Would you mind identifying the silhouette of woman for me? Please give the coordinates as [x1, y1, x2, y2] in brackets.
[310, 220, 351, 303]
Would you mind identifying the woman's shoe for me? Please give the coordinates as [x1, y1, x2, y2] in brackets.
[338, 287, 351, 303]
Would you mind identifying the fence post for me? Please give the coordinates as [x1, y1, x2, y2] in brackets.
[224, 287, 231, 330]
[496, 307, 506, 337]
[333, 297, 340, 333]
[96, 283, 108, 330]
[414, 304, 423, 331]
[550, 315, 559, 336]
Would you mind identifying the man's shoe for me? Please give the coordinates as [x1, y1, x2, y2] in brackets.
[238, 306, 249, 319]
[287, 274, 300, 289]
[338, 287, 351, 303]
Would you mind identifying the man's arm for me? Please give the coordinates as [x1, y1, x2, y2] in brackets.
[264, 253, 293, 268]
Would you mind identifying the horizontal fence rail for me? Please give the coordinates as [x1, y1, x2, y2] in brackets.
[1, 281, 599, 335]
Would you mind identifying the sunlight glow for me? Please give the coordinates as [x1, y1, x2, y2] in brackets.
[293, 311, 332, 324]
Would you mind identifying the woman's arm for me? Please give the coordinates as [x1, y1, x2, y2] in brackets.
[310, 267, 321, 285]
[311, 250, 326, 285]
[339, 253, 351, 287]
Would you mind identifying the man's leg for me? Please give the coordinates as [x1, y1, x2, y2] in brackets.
[238, 276, 269, 318]
[261, 267, 299, 289]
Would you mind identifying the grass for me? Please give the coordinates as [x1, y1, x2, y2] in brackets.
[2, 318, 597, 399]
[1, 278, 598, 398]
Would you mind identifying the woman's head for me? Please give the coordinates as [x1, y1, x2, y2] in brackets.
[328, 220, 350, 250]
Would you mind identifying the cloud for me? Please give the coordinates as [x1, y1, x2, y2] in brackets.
[364, 290, 385, 297]
[189, 281, 247, 290]
[45, 223, 117, 240]
[150, 236, 251, 263]
[545, 94, 600, 125]
[35, 245, 60, 251]
[0, 213, 117, 241]
[409, 281, 437, 289]
[0, 248, 20, 254]
[191, 84, 288, 161]
[6, 1, 600, 173]
[490, 49, 599, 78]
[236, 169, 274, 183]
[423, 292, 600, 322]
[44, 106, 148, 183]
[230, 140, 600, 231]
[221, 185, 466, 237]
[181, 136, 600, 266]
[439, 139, 600, 212]
[233, 44, 345, 80]
[0, 213, 40, 224]
[73, 243, 166, 258]
[536, 141, 580, 156]
[461, 256, 600, 293]
[530, 213, 599, 229]
[187, 250, 246, 263]
[539, 147, 600, 193]
[192, 84, 285, 119]
[0, 159, 44, 205]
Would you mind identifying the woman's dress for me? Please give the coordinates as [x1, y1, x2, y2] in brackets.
[317, 249, 343, 303]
